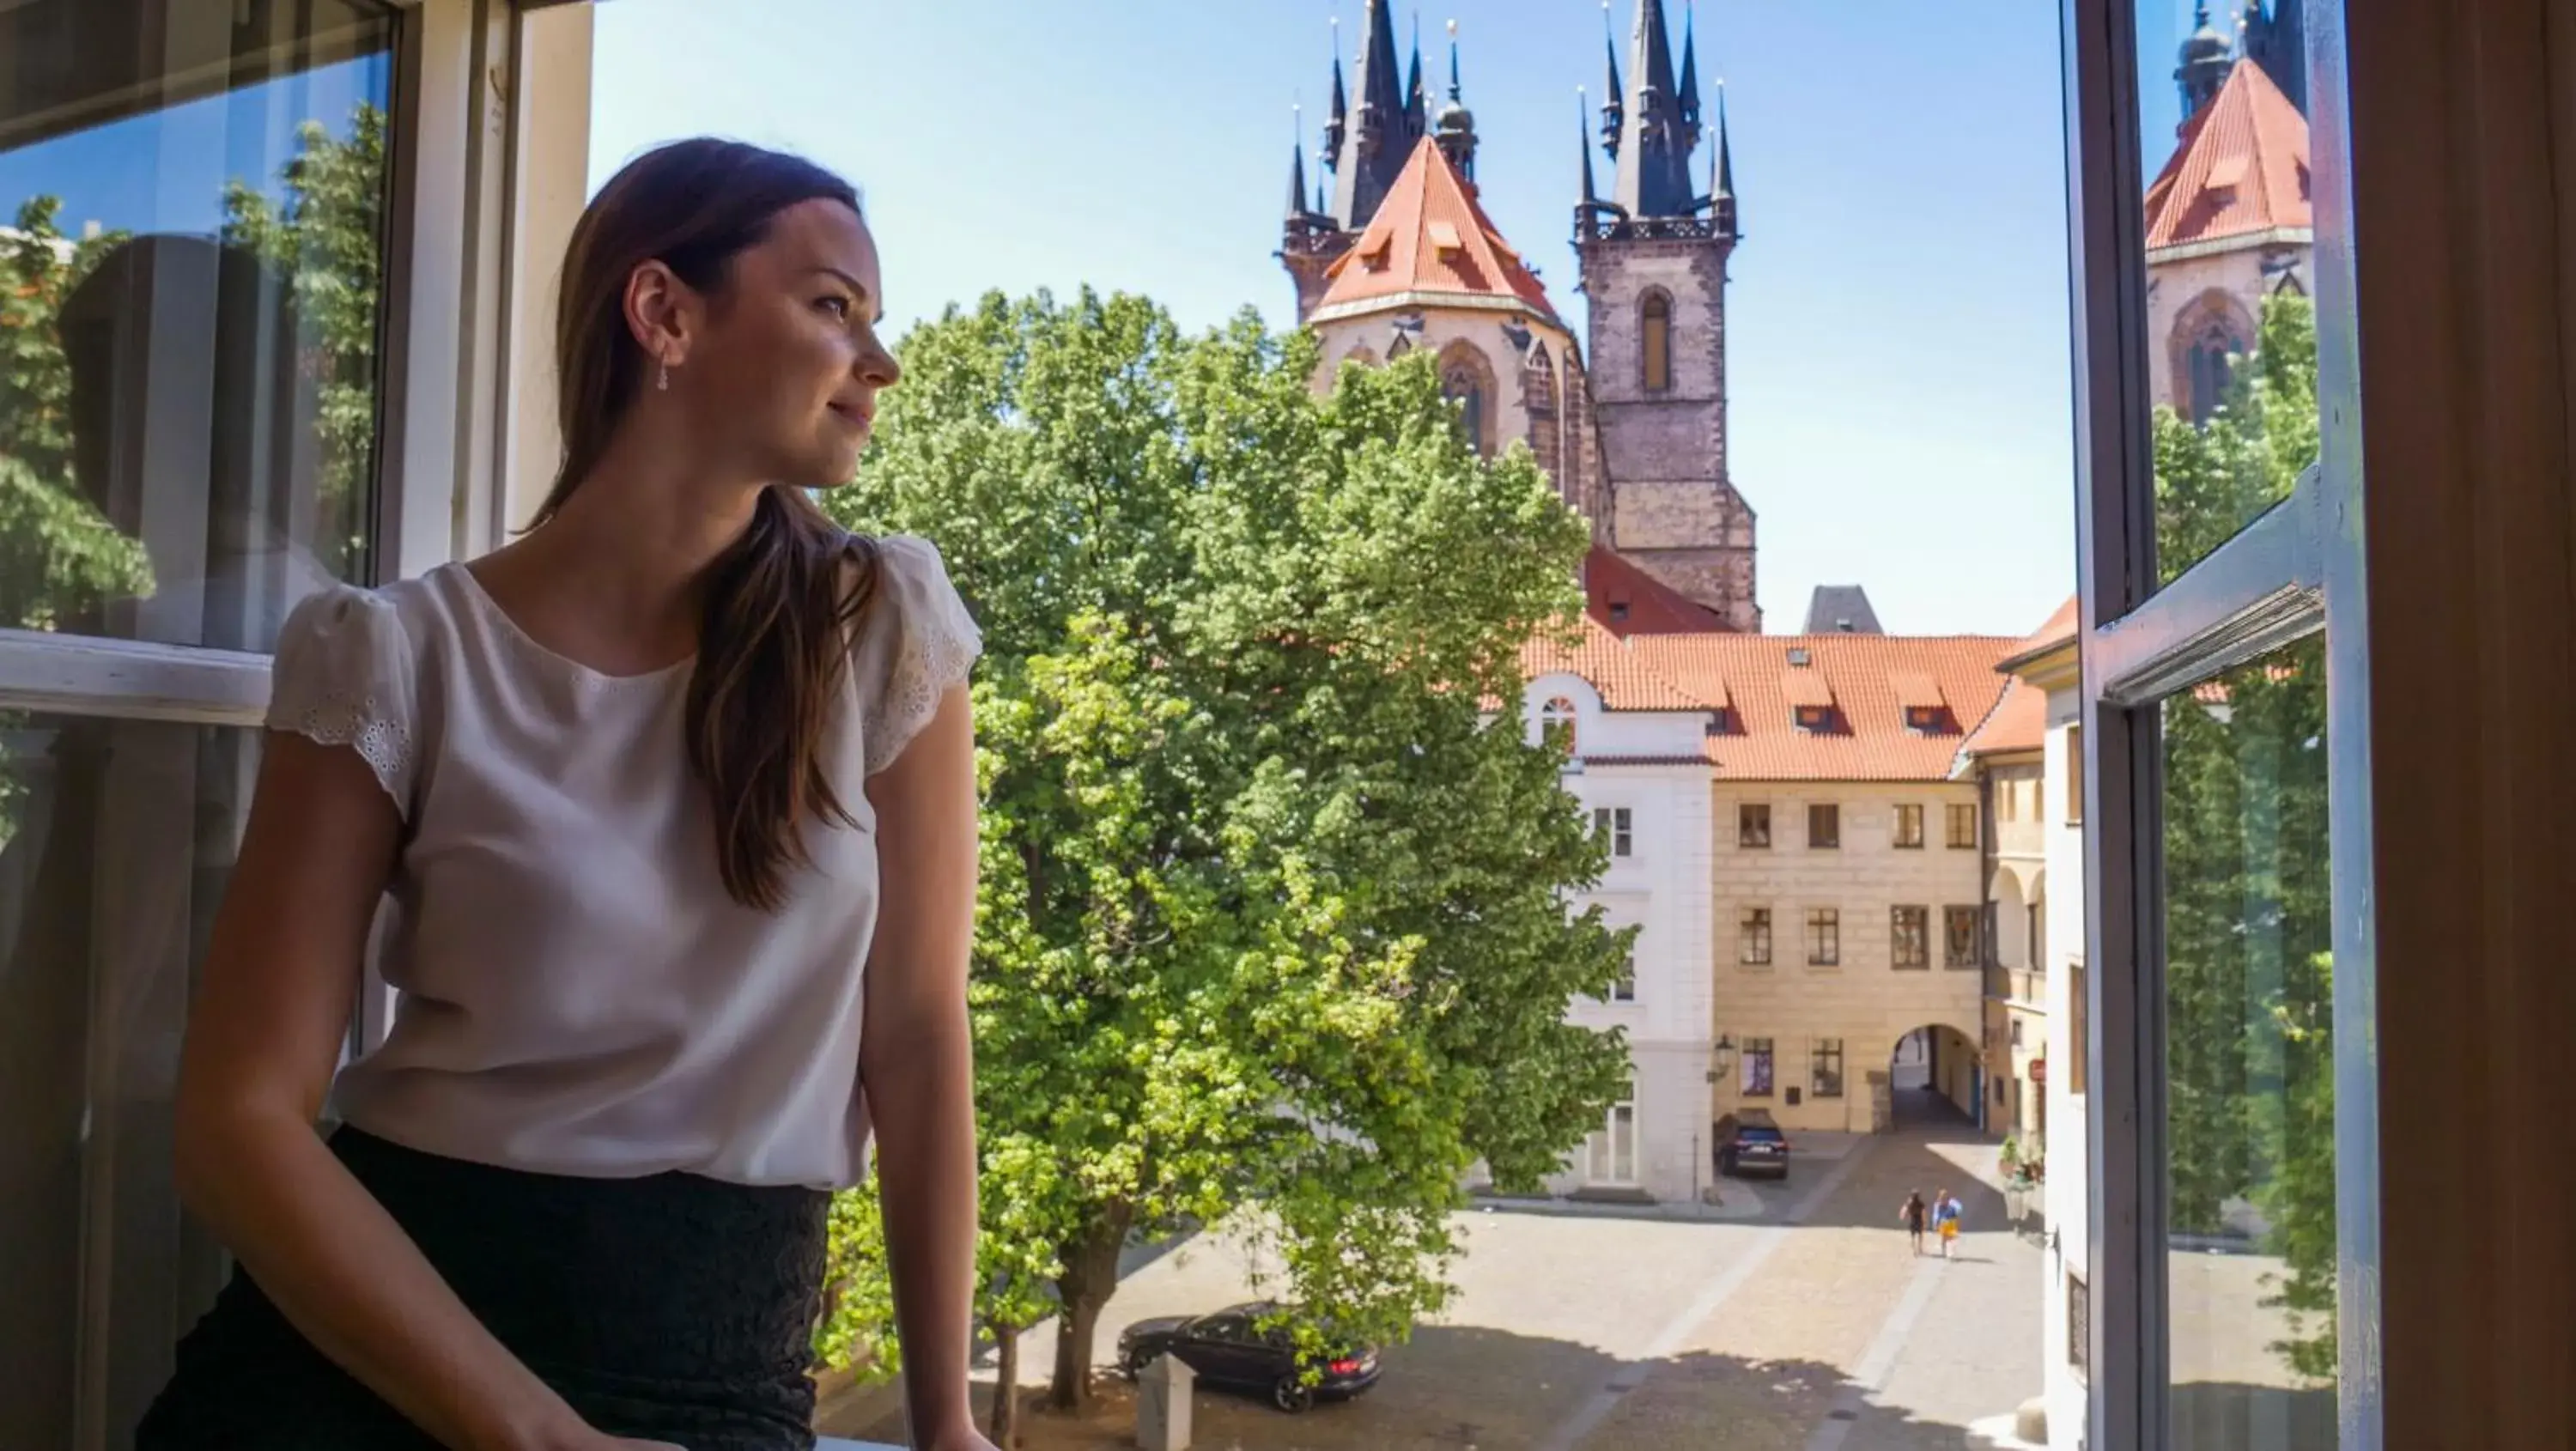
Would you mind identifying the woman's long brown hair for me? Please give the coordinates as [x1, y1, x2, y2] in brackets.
[532, 138, 877, 911]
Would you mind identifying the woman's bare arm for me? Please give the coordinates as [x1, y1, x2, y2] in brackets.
[860, 684, 985, 1448]
[173, 733, 657, 1451]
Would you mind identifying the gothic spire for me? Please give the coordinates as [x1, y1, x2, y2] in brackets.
[2175, 0, 2234, 120]
[1712, 80, 1738, 239]
[1600, 1, 1625, 157]
[1677, 1, 1702, 132]
[1432, 19, 1477, 177]
[1406, 11, 1428, 133]
[1287, 111, 1309, 220]
[1615, 0, 1697, 217]
[1577, 90, 1600, 209]
[1324, 18, 1346, 172]
[1331, 0, 1413, 230]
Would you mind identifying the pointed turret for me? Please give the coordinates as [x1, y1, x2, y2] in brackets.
[1324, 21, 1347, 173]
[1287, 121, 1310, 221]
[1677, 2, 1703, 132]
[1406, 11, 1428, 134]
[2242, 0, 2309, 114]
[1614, 0, 1697, 217]
[1432, 20, 1478, 179]
[2176, 1, 2233, 120]
[1710, 81, 1738, 239]
[1331, 0, 1413, 229]
[1600, 2, 1625, 157]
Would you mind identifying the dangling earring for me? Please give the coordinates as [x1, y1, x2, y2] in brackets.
[657, 357, 671, 392]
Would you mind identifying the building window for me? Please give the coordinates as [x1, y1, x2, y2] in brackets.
[2070, 960, 2088, 1096]
[1812, 1039, 1845, 1098]
[1610, 949, 1637, 1003]
[1805, 908, 1841, 967]
[1740, 908, 1773, 966]
[1583, 1096, 1638, 1184]
[1540, 695, 1577, 756]
[2065, 723, 2085, 823]
[1894, 803, 1925, 848]
[1794, 703, 1835, 732]
[1738, 802, 1771, 847]
[1945, 906, 1981, 968]
[1807, 803, 1840, 849]
[1443, 366, 1488, 457]
[1946, 802, 1978, 848]
[1592, 806, 1632, 858]
[1891, 906, 1930, 968]
[1640, 289, 1672, 392]
[2067, 1271, 2091, 1380]
[2011, 1017, 2026, 1048]
[1741, 1037, 1775, 1097]
[0, 5, 402, 1442]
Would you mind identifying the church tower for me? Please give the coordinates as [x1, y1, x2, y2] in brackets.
[1280, 0, 1431, 323]
[1572, 0, 1759, 631]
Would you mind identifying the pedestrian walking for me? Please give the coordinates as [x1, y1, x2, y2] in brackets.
[1900, 1190, 1928, 1256]
[1934, 1187, 1964, 1259]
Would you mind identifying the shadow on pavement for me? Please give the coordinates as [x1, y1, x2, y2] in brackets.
[834, 1320, 2331, 1450]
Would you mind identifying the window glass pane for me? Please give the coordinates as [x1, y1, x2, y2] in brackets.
[0, 1, 396, 649]
[2160, 635, 2336, 1448]
[2130, 0, 2322, 584]
[0, 713, 251, 1445]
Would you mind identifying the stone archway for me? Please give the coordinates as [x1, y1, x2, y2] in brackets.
[1881, 1022, 1984, 1132]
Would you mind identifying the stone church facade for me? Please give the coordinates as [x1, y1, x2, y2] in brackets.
[1278, 0, 1760, 634]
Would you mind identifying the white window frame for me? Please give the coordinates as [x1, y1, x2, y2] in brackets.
[2063, 0, 2383, 1443]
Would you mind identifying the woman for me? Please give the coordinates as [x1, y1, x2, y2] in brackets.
[1899, 1190, 1928, 1257]
[1934, 1187, 1963, 1259]
[137, 140, 994, 1451]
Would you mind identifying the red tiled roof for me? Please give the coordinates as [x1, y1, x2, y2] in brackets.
[1962, 677, 2048, 758]
[2022, 595, 2078, 653]
[1315, 137, 1560, 323]
[1620, 634, 2022, 781]
[1518, 613, 1709, 712]
[2144, 59, 2312, 252]
[1585, 546, 1731, 638]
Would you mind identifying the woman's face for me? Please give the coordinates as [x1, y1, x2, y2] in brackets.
[676, 197, 896, 489]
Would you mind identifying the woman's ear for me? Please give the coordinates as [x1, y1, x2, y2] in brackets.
[623, 259, 696, 371]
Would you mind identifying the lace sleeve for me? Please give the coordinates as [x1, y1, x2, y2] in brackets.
[856, 536, 983, 777]
[265, 584, 420, 816]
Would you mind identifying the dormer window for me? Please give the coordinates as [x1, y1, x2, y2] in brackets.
[1787, 647, 1812, 667]
[1794, 704, 1834, 732]
[1905, 705, 1944, 732]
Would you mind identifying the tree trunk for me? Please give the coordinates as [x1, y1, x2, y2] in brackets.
[1046, 1207, 1132, 1410]
[989, 1323, 1022, 1448]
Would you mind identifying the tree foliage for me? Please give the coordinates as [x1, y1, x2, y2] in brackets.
[2152, 290, 2336, 1381]
[816, 290, 1632, 1414]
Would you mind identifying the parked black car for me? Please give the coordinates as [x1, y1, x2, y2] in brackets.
[1713, 1108, 1792, 1179]
[1115, 1301, 1382, 1413]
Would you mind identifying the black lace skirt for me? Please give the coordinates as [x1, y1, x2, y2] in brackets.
[136, 1126, 830, 1450]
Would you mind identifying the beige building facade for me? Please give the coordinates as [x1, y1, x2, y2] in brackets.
[1707, 779, 1990, 1135]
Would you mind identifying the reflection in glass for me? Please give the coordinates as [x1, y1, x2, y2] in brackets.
[0, 0, 393, 650]
[2161, 636, 2335, 1450]
[0, 715, 250, 1448]
[2133, 0, 2320, 582]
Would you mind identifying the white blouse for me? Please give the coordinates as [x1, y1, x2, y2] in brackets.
[264, 535, 981, 1189]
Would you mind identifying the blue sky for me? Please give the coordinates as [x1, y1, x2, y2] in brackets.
[592, 1, 2118, 637]
[0, 3, 2229, 639]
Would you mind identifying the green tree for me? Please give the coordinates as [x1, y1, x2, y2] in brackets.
[2153, 290, 2336, 1381]
[817, 290, 1632, 1416]
[0, 197, 151, 632]
[222, 105, 386, 580]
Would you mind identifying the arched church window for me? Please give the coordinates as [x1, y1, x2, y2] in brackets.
[2185, 324, 2243, 425]
[1443, 365, 1488, 457]
[1641, 291, 1673, 393]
